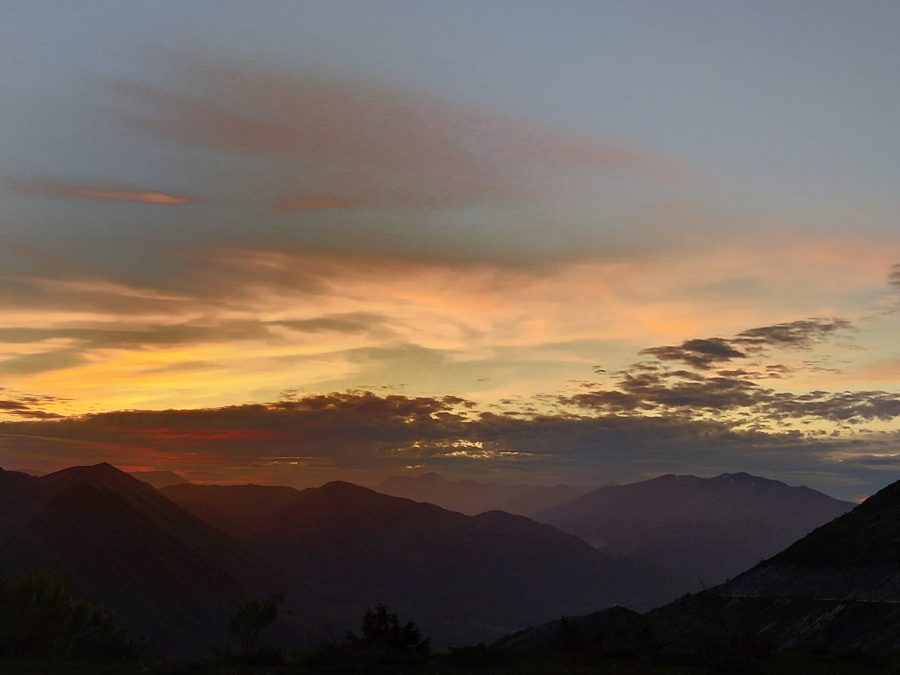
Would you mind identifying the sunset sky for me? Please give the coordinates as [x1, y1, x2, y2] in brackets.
[2, 1, 899, 499]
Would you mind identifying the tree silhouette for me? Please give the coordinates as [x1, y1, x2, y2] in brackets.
[227, 594, 283, 659]
[348, 604, 430, 656]
[0, 570, 135, 662]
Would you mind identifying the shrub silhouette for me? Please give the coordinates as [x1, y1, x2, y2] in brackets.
[227, 593, 283, 660]
[347, 604, 430, 657]
[0, 570, 135, 662]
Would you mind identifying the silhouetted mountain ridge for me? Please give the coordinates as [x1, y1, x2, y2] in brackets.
[164, 478, 687, 646]
[625, 476, 900, 655]
[0, 463, 281, 655]
[374, 472, 597, 516]
[535, 471, 853, 589]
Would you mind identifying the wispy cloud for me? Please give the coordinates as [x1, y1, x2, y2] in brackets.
[10, 179, 195, 205]
[0, 388, 68, 420]
[0, 243, 895, 415]
[114, 62, 678, 210]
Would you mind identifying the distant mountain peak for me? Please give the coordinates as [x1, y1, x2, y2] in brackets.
[317, 480, 378, 496]
[535, 470, 854, 591]
[39, 462, 148, 495]
[647, 471, 788, 487]
[53, 462, 124, 478]
[417, 471, 446, 482]
[714, 471, 780, 485]
[648, 473, 699, 484]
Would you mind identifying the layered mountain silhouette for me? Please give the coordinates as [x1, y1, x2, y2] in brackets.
[374, 471, 597, 516]
[655, 477, 900, 653]
[0, 464, 280, 655]
[512, 478, 900, 657]
[162, 480, 685, 645]
[534, 472, 853, 589]
[2, 462, 871, 657]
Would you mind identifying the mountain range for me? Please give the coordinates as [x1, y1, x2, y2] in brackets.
[669, 476, 900, 653]
[0, 464, 276, 655]
[506, 476, 900, 659]
[0, 463, 684, 653]
[0, 462, 875, 658]
[373, 472, 598, 516]
[534, 472, 854, 589]
[162, 480, 683, 646]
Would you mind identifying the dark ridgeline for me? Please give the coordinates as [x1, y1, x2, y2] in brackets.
[534, 472, 854, 590]
[163, 480, 686, 647]
[0, 463, 685, 657]
[3, 461, 888, 663]
[373, 471, 598, 516]
[507, 477, 900, 661]
[0, 464, 283, 656]
[662, 476, 900, 653]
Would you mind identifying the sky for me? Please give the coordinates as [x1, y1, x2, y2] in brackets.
[1, 1, 899, 499]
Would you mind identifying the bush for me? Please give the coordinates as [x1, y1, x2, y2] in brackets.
[0, 570, 135, 662]
[227, 594, 283, 660]
[348, 604, 430, 657]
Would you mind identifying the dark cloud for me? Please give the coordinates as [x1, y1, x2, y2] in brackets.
[765, 390, 900, 424]
[0, 390, 799, 478]
[890, 263, 900, 288]
[561, 390, 646, 413]
[734, 318, 852, 350]
[0, 391, 66, 419]
[563, 314, 897, 431]
[639, 318, 852, 372]
[566, 365, 900, 426]
[0, 400, 31, 412]
[640, 338, 745, 369]
[0, 388, 895, 498]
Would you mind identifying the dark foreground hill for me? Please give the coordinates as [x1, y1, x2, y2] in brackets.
[513, 477, 900, 659]
[535, 472, 853, 589]
[163, 480, 686, 646]
[374, 472, 596, 516]
[0, 464, 280, 656]
[658, 476, 900, 654]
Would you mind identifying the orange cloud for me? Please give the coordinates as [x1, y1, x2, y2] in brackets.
[2, 229, 896, 417]
[10, 179, 194, 205]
